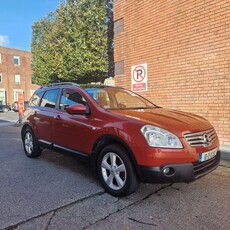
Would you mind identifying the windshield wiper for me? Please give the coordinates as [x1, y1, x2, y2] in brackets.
[134, 107, 147, 110]
[130, 106, 161, 110]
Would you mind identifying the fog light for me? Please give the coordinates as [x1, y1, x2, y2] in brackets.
[163, 167, 175, 176]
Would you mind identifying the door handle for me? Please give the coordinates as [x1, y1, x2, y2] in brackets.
[54, 115, 61, 120]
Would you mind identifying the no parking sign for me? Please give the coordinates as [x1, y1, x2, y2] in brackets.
[18, 93, 24, 115]
[131, 63, 148, 92]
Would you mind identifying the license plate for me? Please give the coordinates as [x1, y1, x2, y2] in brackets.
[199, 148, 218, 162]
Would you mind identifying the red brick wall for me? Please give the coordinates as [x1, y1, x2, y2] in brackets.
[0, 46, 39, 104]
[114, 0, 230, 145]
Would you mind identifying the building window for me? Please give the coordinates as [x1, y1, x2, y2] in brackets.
[0, 89, 6, 104]
[13, 89, 23, 101]
[0, 73, 2, 83]
[0, 53, 2, 64]
[14, 56, 20, 66]
[114, 18, 124, 36]
[115, 60, 124, 75]
[14, 74, 21, 84]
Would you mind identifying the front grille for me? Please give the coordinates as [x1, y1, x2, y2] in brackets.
[193, 151, 220, 179]
[184, 129, 217, 147]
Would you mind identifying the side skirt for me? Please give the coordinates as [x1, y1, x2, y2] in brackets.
[37, 139, 90, 162]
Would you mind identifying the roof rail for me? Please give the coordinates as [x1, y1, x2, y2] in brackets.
[45, 82, 80, 87]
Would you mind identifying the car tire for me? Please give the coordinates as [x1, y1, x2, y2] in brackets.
[3, 107, 9, 113]
[97, 145, 139, 197]
[22, 127, 42, 158]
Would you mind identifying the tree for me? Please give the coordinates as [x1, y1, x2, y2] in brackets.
[106, 0, 114, 78]
[31, 0, 114, 85]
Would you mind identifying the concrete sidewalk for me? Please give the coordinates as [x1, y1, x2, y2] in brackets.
[220, 145, 230, 161]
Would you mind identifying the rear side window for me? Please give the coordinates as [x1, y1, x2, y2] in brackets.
[40, 89, 59, 108]
[29, 91, 43, 106]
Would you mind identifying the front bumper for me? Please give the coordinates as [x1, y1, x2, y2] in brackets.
[139, 151, 220, 183]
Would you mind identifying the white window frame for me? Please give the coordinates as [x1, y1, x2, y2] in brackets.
[14, 74, 21, 84]
[14, 56, 20, 66]
[0, 53, 2, 64]
[13, 89, 23, 101]
[0, 73, 2, 83]
[0, 88, 6, 104]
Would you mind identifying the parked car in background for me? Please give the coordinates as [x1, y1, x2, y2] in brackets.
[21, 82, 220, 197]
[12, 101, 29, 112]
[0, 101, 11, 113]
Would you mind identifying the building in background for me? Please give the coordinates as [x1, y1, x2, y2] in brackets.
[113, 0, 230, 146]
[0, 46, 39, 105]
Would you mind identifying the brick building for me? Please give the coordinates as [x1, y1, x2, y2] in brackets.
[114, 0, 230, 146]
[0, 46, 39, 105]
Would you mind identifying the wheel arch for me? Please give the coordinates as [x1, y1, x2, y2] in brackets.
[91, 135, 140, 178]
[21, 123, 34, 140]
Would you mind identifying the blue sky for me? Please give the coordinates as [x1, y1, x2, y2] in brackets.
[0, 0, 62, 51]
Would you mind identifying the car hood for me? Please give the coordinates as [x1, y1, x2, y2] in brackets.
[111, 108, 213, 137]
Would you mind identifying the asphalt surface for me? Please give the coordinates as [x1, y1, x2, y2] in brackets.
[0, 112, 230, 230]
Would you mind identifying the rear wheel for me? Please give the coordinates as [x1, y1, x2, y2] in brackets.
[97, 145, 139, 197]
[22, 127, 42, 158]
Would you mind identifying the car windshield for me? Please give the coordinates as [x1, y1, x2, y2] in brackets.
[84, 87, 157, 110]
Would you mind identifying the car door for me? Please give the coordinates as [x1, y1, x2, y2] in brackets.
[52, 88, 95, 154]
[33, 89, 59, 144]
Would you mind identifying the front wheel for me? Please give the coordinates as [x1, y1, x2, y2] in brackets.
[97, 145, 139, 197]
[22, 128, 42, 158]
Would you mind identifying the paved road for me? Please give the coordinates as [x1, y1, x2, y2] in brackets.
[0, 111, 19, 126]
[0, 123, 230, 230]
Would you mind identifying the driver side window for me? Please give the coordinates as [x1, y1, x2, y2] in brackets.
[59, 89, 86, 110]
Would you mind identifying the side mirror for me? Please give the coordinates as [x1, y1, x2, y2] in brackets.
[66, 104, 87, 115]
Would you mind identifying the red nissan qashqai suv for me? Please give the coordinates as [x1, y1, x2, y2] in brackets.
[21, 82, 220, 196]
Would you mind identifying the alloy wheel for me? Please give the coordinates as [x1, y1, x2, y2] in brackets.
[101, 152, 127, 190]
[25, 132, 33, 154]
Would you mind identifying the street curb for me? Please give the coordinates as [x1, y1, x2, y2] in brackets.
[220, 145, 230, 161]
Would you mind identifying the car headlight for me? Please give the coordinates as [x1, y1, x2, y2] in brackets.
[141, 125, 183, 148]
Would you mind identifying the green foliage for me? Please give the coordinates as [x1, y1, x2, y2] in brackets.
[31, 0, 114, 85]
